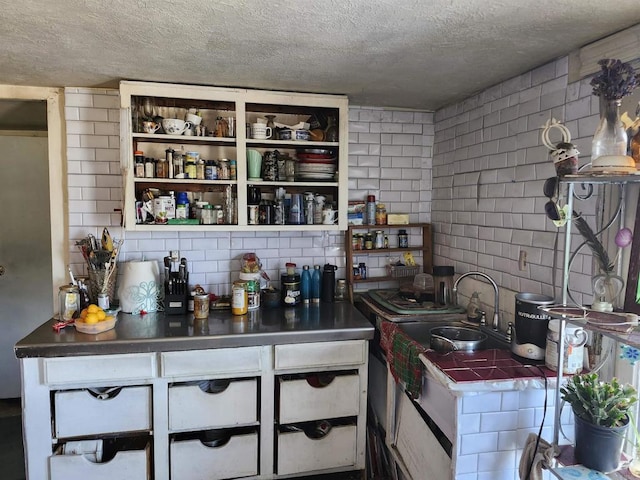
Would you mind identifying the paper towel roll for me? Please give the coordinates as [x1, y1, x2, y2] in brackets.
[117, 260, 161, 313]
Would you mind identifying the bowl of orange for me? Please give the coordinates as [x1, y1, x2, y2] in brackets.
[74, 304, 117, 334]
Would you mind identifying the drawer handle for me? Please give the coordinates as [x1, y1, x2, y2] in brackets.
[198, 379, 231, 394]
[87, 387, 122, 400]
[306, 374, 335, 388]
[201, 431, 231, 448]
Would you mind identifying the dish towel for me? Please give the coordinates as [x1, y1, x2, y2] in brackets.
[518, 433, 558, 480]
[380, 321, 426, 399]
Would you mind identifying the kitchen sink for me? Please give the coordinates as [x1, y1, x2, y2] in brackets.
[398, 321, 510, 351]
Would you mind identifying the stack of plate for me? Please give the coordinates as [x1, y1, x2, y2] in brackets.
[296, 148, 337, 181]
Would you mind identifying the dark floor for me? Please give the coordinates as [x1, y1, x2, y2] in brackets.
[0, 398, 25, 480]
[0, 397, 364, 480]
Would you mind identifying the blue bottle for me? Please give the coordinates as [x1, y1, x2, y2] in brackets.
[301, 265, 311, 305]
[311, 265, 321, 303]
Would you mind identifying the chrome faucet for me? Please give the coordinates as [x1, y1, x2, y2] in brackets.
[453, 272, 500, 331]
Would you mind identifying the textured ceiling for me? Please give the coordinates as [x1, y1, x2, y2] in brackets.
[1, 1, 640, 110]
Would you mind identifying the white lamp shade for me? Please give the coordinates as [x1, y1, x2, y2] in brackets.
[117, 261, 161, 313]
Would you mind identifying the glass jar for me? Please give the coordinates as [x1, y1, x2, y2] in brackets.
[185, 160, 197, 179]
[58, 285, 80, 321]
[196, 160, 205, 180]
[231, 281, 248, 315]
[134, 151, 145, 178]
[364, 233, 374, 250]
[156, 158, 168, 178]
[375, 203, 387, 225]
[374, 230, 385, 249]
[201, 204, 214, 225]
[213, 204, 224, 224]
[398, 229, 409, 248]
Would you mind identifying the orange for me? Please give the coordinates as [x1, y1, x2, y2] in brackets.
[97, 310, 106, 321]
[84, 313, 99, 324]
[87, 304, 100, 314]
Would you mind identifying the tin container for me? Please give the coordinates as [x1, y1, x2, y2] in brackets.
[246, 280, 260, 310]
[194, 293, 210, 319]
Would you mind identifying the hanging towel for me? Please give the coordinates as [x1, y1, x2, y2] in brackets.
[518, 433, 558, 480]
[380, 321, 426, 399]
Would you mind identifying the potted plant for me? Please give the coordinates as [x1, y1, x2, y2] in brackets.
[560, 372, 638, 472]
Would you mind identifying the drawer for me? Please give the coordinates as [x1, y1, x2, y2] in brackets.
[277, 424, 357, 475]
[169, 379, 258, 431]
[54, 386, 152, 438]
[279, 374, 360, 423]
[170, 433, 258, 480]
[161, 347, 262, 378]
[50, 444, 150, 480]
[43, 353, 156, 385]
[274, 340, 366, 371]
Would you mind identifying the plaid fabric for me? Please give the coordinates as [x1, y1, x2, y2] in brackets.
[380, 321, 426, 399]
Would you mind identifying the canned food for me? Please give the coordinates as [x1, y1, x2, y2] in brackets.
[246, 280, 260, 310]
[232, 281, 248, 315]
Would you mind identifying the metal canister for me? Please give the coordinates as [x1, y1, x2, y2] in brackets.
[246, 280, 260, 310]
[231, 281, 248, 315]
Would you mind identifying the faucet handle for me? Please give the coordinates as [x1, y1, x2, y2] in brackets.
[506, 322, 513, 343]
[479, 311, 487, 326]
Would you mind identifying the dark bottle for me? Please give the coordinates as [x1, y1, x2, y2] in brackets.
[311, 265, 322, 303]
[321, 264, 337, 302]
[301, 265, 311, 305]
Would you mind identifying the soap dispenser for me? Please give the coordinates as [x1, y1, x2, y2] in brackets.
[466, 292, 482, 323]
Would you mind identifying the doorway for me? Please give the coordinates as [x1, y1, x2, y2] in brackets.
[0, 87, 66, 398]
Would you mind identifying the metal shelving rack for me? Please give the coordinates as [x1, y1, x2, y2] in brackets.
[549, 173, 640, 479]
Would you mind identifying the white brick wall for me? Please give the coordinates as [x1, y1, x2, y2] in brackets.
[433, 56, 600, 323]
[64, 92, 434, 296]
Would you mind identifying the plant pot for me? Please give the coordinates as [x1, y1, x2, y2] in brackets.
[574, 408, 629, 473]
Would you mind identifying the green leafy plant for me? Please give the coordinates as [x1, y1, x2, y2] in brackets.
[560, 373, 637, 427]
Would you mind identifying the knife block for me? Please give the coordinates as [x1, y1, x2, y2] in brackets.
[164, 293, 188, 314]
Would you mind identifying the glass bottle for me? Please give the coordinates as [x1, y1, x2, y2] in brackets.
[375, 203, 387, 225]
[325, 115, 338, 142]
[466, 292, 482, 322]
[335, 279, 347, 302]
[592, 97, 627, 161]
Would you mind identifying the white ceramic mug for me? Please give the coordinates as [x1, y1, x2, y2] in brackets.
[251, 123, 272, 139]
[322, 208, 338, 225]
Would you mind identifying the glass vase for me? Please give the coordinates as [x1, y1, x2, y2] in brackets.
[592, 97, 628, 161]
[591, 271, 625, 312]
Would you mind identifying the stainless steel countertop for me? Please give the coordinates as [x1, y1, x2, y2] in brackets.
[15, 302, 374, 358]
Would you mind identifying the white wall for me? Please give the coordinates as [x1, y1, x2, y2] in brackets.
[64, 92, 434, 296]
[432, 56, 604, 329]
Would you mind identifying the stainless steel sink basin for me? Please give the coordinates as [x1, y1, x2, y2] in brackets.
[398, 321, 509, 352]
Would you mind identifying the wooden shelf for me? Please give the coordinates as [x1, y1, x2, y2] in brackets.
[345, 223, 433, 302]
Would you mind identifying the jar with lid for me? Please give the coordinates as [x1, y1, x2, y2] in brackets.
[213, 205, 224, 224]
[364, 233, 374, 250]
[196, 160, 205, 180]
[231, 281, 248, 315]
[156, 157, 168, 178]
[134, 151, 145, 178]
[374, 230, 385, 249]
[58, 285, 80, 321]
[398, 229, 409, 248]
[375, 203, 387, 225]
[205, 160, 217, 180]
[352, 233, 362, 251]
[201, 204, 214, 225]
[144, 157, 155, 178]
[218, 159, 230, 180]
[185, 159, 197, 179]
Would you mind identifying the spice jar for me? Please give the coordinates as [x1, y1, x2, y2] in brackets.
[364, 233, 374, 250]
[398, 229, 409, 248]
[201, 204, 214, 225]
[375, 203, 387, 225]
[134, 151, 145, 178]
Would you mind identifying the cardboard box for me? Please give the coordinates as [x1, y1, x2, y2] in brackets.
[387, 213, 409, 225]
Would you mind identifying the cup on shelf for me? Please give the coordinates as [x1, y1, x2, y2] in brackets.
[247, 149, 263, 179]
[322, 207, 338, 225]
[251, 123, 272, 140]
[161, 118, 193, 135]
[142, 121, 160, 134]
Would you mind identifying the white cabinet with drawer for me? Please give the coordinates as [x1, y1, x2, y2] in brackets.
[54, 386, 152, 438]
[170, 433, 259, 480]
[277, 424, 358, 475]
[168, 379, 258, 431]
[49, 444, 150, 480]
[278, 374, 360, 423]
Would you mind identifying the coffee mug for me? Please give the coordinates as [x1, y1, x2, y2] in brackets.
[142, 121, 159, 134]
[247, 149, 263, 179]
[322, 208, 338, 225]
[251, 123, 272, 140]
